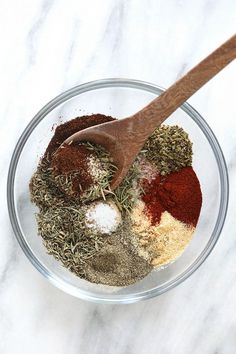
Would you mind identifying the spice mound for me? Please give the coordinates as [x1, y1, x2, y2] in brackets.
[29, 114, 202, 287]
[85, 200, 121, 234]
[51, 141, 116, 200]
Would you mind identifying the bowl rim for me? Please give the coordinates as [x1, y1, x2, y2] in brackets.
[7, 78, 229, 304]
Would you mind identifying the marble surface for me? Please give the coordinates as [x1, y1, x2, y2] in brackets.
[1, 0, 236, 353]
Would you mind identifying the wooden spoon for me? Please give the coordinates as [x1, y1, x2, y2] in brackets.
[63, 34, 236, 190]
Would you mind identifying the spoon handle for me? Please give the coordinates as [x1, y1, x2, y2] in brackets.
[63, 34, 236, 191]
[131, 34, 236, 136]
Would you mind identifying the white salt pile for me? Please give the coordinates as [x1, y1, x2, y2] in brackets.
[85, 200, 121, 234]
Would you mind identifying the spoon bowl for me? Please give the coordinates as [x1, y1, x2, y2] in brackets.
[63, 120, 140, 189]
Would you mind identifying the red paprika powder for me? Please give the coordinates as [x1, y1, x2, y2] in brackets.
[141, 176, 165, 225]
[142, 167, 202, 227]
[159, 167, 202, 226]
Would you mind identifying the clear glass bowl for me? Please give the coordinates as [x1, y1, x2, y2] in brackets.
[7, 79, 229, 304]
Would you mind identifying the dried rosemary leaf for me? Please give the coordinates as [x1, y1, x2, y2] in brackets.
[79, 142, 141, 213]
[113, 160, 141, 213]
[77, 142, 118, 202]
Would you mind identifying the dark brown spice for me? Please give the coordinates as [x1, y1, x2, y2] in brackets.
[45, 114, 115, 159]
[46, 114, 115, 198]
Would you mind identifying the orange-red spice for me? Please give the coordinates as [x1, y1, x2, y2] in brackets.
[141, 176, 165, 225]
[142, 167, 202, 227]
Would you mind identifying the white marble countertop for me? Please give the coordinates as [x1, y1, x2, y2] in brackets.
[1, 1, 236, 353]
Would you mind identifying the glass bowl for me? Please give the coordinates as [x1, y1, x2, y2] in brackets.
[7, 79, 229, 304]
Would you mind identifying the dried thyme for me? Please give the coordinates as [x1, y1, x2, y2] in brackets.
[31, 162, 150, 283]
[37, 204, 106, 278]
[30, 155, 66, 210]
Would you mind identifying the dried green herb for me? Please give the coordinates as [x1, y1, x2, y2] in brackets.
[143, 125, 193, 175]
[79, 142, 118, 202]
[30, 155, 66, 210]
[78, 142, 141, 213]
[54, 171, 81, 197]
[31, 162, 150, 283]
[36, 204, 107, 278]
[113, 159, 142, 213]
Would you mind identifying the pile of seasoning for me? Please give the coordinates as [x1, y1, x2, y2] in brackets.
[29, 113, 202, 286]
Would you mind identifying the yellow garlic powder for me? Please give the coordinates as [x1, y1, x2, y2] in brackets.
[130, 201, 195, 267]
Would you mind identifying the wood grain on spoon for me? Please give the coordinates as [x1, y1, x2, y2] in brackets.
[64, 34, 236, 190]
